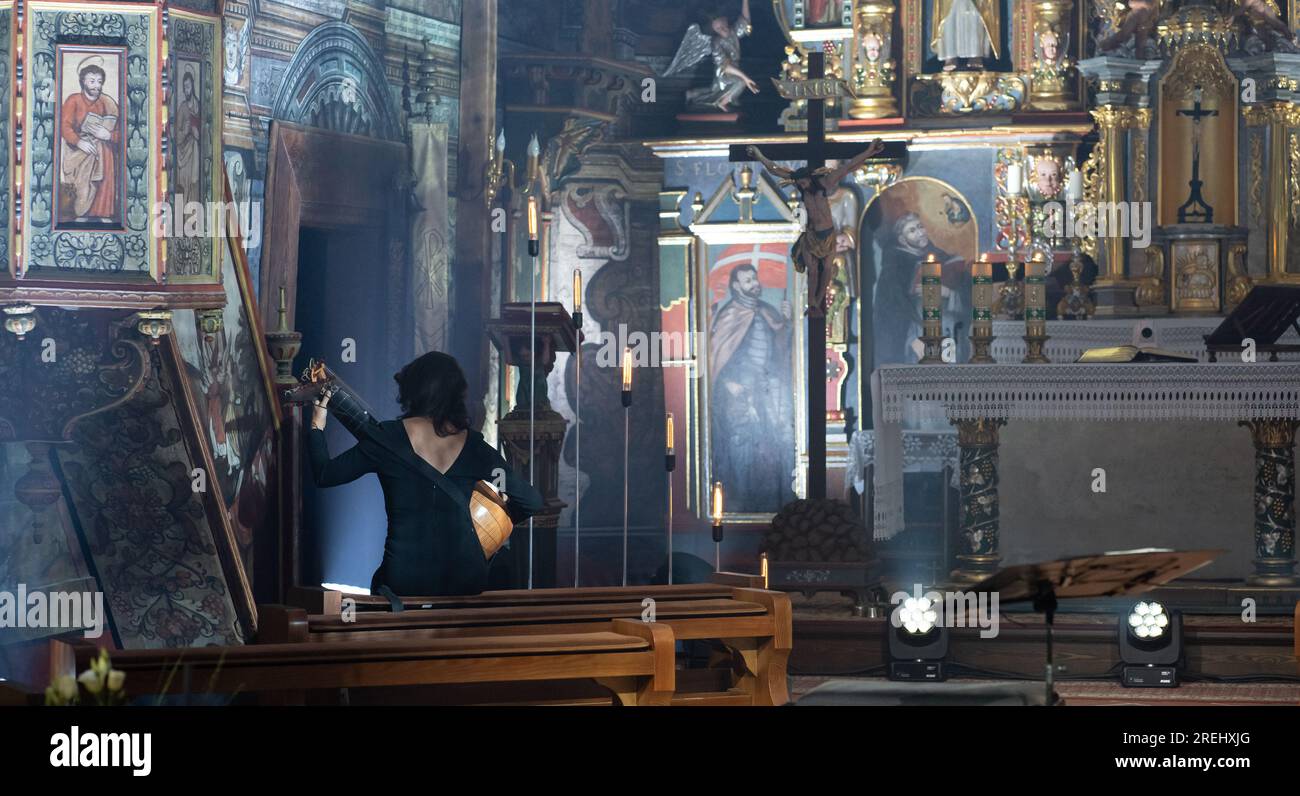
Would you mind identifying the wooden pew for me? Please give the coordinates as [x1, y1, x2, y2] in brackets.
[288, 573, 767, 615]
[263, 585, 792, 706]
[48, 619, 675, 706]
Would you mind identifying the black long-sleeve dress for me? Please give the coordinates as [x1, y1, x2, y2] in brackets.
[308, 421, 543, 596]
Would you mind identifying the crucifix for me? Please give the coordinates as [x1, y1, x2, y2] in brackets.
[1176, 85, 1217, 224]
[729, 49, 904, 500]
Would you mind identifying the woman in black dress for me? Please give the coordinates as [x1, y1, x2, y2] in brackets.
[308, 352, 542, 596]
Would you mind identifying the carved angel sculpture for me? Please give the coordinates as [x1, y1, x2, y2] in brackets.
[661, 0, 759, 111]
[1096, 0, 1162, 59]
[1231, 0, 1298, 53]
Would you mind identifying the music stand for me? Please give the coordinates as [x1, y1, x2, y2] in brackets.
[967, 549, 1223, 705]
[1205, 284, 1300, 361]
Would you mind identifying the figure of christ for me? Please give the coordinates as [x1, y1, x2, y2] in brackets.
[59, 57, 120, 222]
[176, 71, 202, 202]
[709, 264, 795, 512]
[746, 138, 885, 315]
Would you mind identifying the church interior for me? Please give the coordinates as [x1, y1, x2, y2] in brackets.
[3, 0, 1300, 714]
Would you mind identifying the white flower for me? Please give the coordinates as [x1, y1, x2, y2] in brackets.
[78, 669, 104, 695]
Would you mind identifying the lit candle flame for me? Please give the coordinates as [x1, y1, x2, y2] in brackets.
[665, 412, 674, 455]
[711, 481, 723, 524]
[573, 269, 582, 313]
[622, 347, 633, 391]
[527, 195, 539, 242]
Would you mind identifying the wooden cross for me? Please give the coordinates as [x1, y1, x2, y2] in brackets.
[728, 50, 905, 501]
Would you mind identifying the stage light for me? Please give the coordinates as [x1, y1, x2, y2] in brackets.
[1119, 600, 1183, 688]
[887, 594, 948, 682]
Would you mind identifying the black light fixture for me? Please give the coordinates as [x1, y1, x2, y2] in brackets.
[887, 595, 949, 682]
[1119, 600, 1183, 687]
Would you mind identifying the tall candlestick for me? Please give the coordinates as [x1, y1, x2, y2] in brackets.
[919, 254, 944, 363]
[527, 195, 540, 257]
[572, 268, 583, 588]
[1023, 253, 1051, 363]
[621, 346, 633, 586]
[970, 254, 995, 363]
[665, 412, 676, 585]
[711, 481, 724, 571]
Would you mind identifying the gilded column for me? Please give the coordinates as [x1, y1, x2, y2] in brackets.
[1086, 105, 1147, 315]
[1247, 103, 1300, 282]
[950, 418, 1007, 585]
[849, 1, 898, 118]
[1239, 419, 1298, 586]
[1029, 0, 1076, 111]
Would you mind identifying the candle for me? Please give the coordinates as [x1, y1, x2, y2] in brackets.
[970, 254, 995, 363]
[496, 129, 506, 155]
[1025, 253, 1048, 319]
[972, 254, 993, 319]
[920, 254, 943, 363]
[665, 412, 674, 456]
[1065, 169, 1082, 203]
[527, 133, 540, 181]
[711, 481, 724, 525]
[1022, 253, 1050, 362]
[622, 346, 633, 392]
[573, 269, 582, 314]
[1006, 163, 1023, 197]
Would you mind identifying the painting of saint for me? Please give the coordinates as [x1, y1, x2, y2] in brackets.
[804, 0, 842, 27]
[931, 0, 999, 71]
[57, 49, 125, 227]
[708, 245, 796, 514]
[863, 179, 978, 367]
[175, 61, 203, 202]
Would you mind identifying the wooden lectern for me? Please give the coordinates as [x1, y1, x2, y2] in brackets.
[487, 302, 578, 589]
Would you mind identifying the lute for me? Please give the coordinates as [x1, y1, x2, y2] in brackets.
[285, 359, 515, 559]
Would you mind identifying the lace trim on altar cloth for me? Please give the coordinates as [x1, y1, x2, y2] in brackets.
[869, 362, 1300, 541]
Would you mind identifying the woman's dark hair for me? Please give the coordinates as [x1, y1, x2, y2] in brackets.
[394, 351, 471, 435]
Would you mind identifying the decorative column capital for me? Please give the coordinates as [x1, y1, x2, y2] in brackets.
[953, 417, 1007, 447]
[1239, 418, 1300, 449]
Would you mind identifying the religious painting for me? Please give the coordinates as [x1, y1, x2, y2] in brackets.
[54, 46, 127, 230]
[861, 177, 978, 368]
[174, 58, 204, 203]
[0, 3, 10, 272]
[22, 6, 157, 277]
[172, 194, 280, 581]
[775, 0, 850, 29]
[706, 243, 799, 515]
[168, 8, 222, 281]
